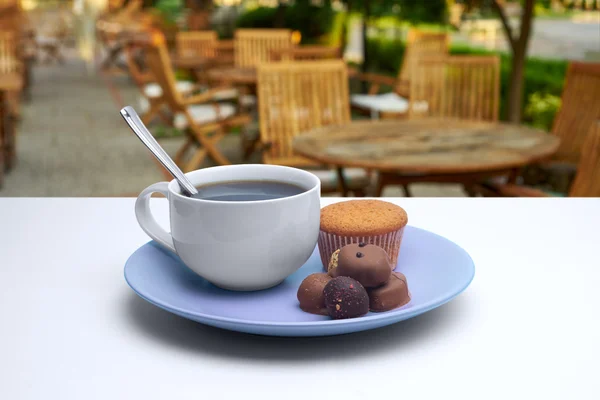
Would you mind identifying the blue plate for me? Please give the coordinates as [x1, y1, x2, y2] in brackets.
[125, 226, 475, 337]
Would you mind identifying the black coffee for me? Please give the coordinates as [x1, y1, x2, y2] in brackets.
[194, 180, 305, 201]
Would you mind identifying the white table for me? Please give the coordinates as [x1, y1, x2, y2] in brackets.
[1, 198, 599, 399]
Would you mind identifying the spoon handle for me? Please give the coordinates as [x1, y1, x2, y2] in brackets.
[120, 106, 198, 197]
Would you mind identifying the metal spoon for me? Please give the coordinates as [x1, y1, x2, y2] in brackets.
[119, 106, 199, 198]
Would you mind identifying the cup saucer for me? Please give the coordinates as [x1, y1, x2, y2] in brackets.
[124, 226, 475, 337]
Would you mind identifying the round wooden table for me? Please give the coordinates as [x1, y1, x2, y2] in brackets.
[292, 119, 561, 196]
[207, 66, 360, 86]
[207, 67, 257, 85]
[171, 55, 214, 70]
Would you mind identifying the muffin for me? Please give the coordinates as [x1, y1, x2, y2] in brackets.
[318, 200, 408, 270]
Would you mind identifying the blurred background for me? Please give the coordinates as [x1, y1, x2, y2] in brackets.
[0, 0, 598, 198]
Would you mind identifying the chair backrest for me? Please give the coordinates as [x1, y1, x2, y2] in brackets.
[552, 62, 600, 164]
[0, 30, 18, 74]
[257, 60, 351, 165]
[269, 45, 341, 62]
[399, 29, 449, 83]
[0, 9, 25, 34]
[0, 0, 19, 8]
[410, 55, 500, 122]
[569, 120, 600, 197]
[175, 31, 218, 58]
[234, 29, 292, 68]
[214, 39, 234, 65]
[144, 34, 185, 112]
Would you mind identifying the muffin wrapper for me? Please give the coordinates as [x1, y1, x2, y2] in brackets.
[318, 227, 406, 271]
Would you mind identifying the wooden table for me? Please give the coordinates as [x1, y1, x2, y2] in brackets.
[171, 55, 213, 70]
[171, 55, 214, 83]
[171, 55, 235, 83]
[270, 45, 341, 61]
[293, 119, 560, 195]
[171, 55, 234, 70]
[208, 67, 257, 86]
[0, 72, 23, 186]
[208, 65, 360, 86]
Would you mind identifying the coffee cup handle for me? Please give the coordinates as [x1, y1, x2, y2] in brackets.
[135, 182, 176, 253]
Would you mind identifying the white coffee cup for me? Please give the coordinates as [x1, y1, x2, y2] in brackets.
[135, 164, 321, 291]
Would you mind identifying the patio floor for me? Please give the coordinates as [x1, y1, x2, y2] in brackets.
[0, 54, 464, 197]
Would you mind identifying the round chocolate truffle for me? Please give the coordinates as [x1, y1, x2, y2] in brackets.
[330, 243, 392, 288]
[323, 276, 369, 319]
[368, 272, 410, 312]
[297, 273, 332, 315]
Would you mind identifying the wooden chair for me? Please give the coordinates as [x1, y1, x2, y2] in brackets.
[96, 1, 153, 74]
[1, 7, 29, 93]
[175, 31, 218, 59]
[1, 2, 33, 112]
[36, 23, 69, 65]
[234, 29, 293, 68]
[400, 30, 451, 93]
[409, 55, 500, 121]
[351, 29, 449, 119]
[174, 31, 235, 83]
[124, 41, 196, 126]
[551, 62, 600, 165]
[213, 39, 234, 65]
[0, 30, 21, 171]
[475, 121, 600, 197]
[376, 55, 500, 197]
[144, 35, 252, 171]
[269, 45, 341, 62]
[256, 60, 371, 196]
[485, 61, 600, 195]
[96, 21, 128, 73]
[0, 31, 19, 75]
[0, 3, 32, 99]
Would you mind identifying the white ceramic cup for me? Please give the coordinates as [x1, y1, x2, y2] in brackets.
[135, 164, 321, 291]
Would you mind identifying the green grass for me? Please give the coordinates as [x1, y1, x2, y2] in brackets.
[534, 5, 577, 19]
[371, 15, 453, 33]
[536, 11, 576, 19]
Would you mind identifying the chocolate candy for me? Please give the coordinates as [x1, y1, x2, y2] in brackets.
[297, 273, 332, 315]
[323, 276, 369, 319]
[330, 243, 391, 288]
[368, 272, 410, 312]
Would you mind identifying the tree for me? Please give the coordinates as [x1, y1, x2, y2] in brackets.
[273, 1, 287, 28]
[466, 0, 536, 123]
